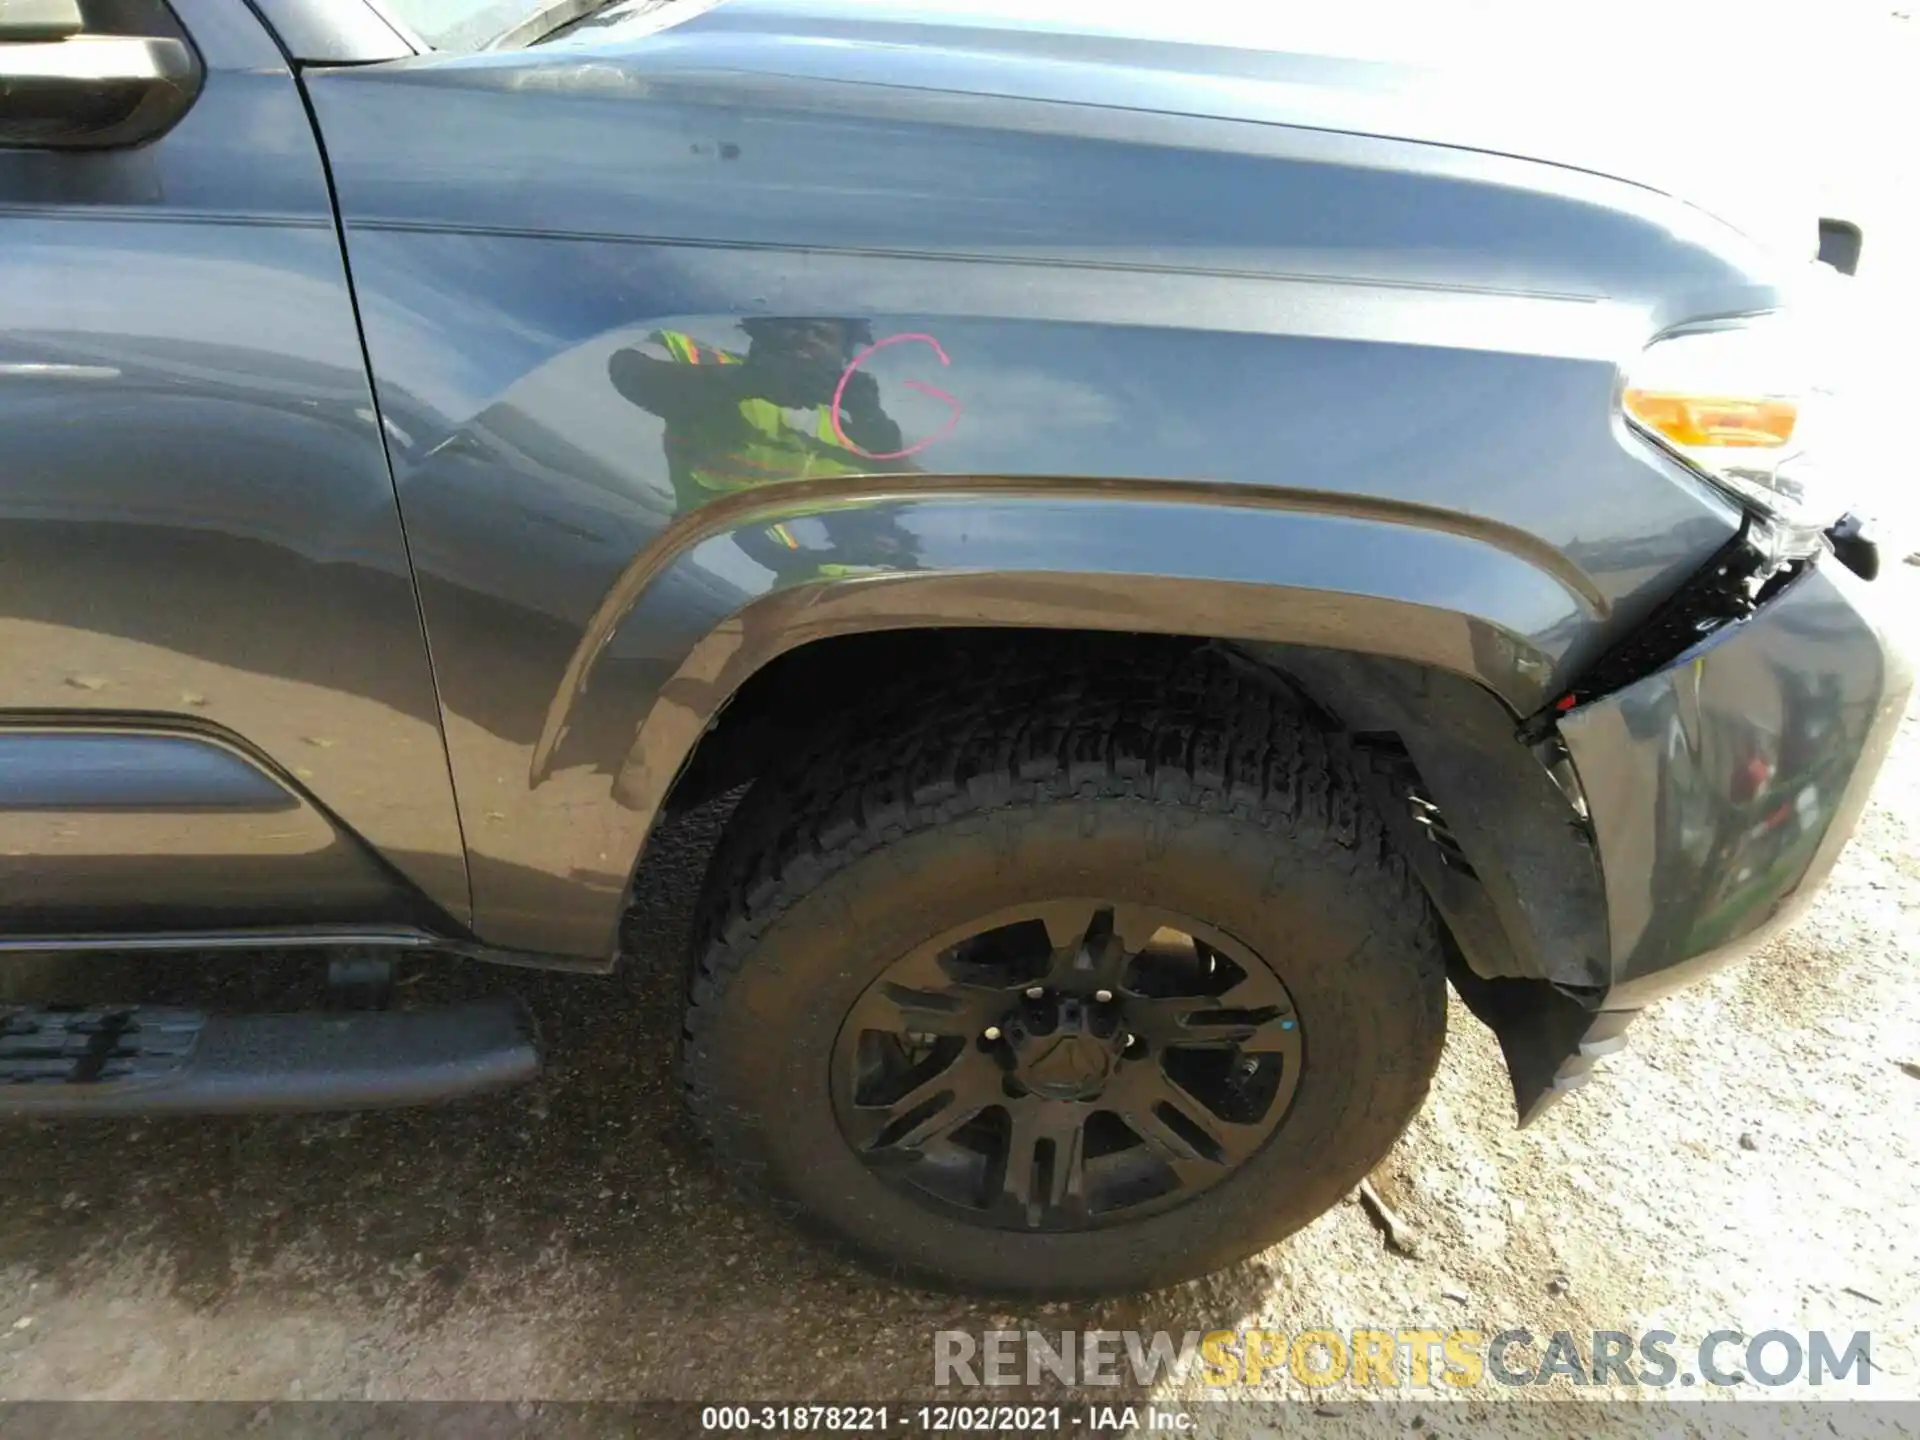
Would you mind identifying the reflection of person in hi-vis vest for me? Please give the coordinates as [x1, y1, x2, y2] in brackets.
[609, 318, 908, 501]
[608, 318, 917, 580]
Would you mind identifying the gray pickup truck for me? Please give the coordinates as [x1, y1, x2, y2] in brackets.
[0, 0, 1906, 1295]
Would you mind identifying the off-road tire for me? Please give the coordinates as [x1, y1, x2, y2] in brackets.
[682, 637, 1446, 1295]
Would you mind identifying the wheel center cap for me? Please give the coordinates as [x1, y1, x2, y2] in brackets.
[1014, 1032, 1115, 1100]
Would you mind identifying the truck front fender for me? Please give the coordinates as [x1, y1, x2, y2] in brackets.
[505, 476, 1599, 959]
[306, 39, 1774, 965]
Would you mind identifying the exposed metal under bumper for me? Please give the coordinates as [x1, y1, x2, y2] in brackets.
[1525, 1007, 1636, 1118]
[1443, 963, 1635, 1125]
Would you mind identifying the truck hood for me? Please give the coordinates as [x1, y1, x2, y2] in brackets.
[569, 0, 1825, 263]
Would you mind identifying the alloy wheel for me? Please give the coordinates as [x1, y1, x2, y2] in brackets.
[829, 900, 1304, 1231]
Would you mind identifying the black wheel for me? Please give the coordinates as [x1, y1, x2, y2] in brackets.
[831, 902, 1305, 1232]
[684, 638, 1446, 1295]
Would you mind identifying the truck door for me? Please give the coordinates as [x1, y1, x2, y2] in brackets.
[0, 0, 467, 937]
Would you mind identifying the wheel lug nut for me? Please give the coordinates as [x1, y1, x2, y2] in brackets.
[1094, 989, 1113, 1003]
[983, 1026, 1002, 1041]
[1024, 986, 1045, 1000]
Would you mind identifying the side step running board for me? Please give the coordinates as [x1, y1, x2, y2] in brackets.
[0, 998, 538, 1117]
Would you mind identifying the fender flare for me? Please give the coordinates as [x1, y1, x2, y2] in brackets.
[505, 476, 1610, 961]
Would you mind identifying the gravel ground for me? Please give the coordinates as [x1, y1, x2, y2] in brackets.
[3, 4, 1918, 1435]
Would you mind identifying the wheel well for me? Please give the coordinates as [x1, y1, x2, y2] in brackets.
[647, 624, 1611, 1122]
[660, 625, 1516, 813]
[657, 629, 1322, 816]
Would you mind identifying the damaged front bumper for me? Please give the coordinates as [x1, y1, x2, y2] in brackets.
[1561, 553, 1910, 1002]
[1524, 547, 1911, 1105]
[1264, 522, 1907, 1123]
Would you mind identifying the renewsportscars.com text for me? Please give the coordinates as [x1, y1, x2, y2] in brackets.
[933, 1328, 1872, 1390]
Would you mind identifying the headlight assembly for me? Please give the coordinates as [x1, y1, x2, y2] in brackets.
[1622, 311, 1844, 550]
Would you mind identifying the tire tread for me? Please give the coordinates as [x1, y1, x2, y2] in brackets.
[682, 636, 1444, 1289]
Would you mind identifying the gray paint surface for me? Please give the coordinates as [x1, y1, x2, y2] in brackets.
[0, 0, 469, 934]
[0, 0, 1907, 1015]
[306, 0, 1764, 955]
[1563, 562, 1912, 1003]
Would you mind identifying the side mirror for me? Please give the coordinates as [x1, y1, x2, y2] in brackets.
[1, 0, 201, 150]
[1818, 218, 1864, 277]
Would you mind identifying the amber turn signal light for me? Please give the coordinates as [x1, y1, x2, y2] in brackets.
[1621, 390, 1798, 449]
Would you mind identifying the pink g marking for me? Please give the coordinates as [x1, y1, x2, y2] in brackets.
[829, 332, 962, 461]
